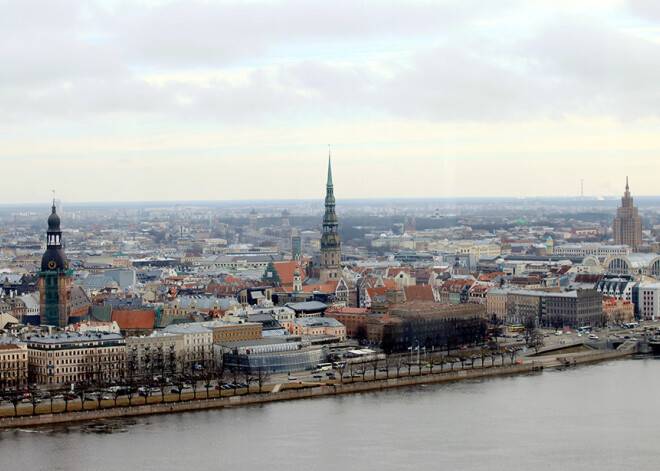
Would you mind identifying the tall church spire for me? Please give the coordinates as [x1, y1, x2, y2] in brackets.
[327, 150, 333, 186]
[319, 149, 341, 282]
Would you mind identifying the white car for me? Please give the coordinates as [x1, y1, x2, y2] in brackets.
[588, 334, 598, 340]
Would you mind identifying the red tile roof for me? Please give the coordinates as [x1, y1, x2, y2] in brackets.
[326, 306, 370, 314]
[111, 310, 156, 330]
[404, 285, 436, 302]
[366, 286, 388, 300]
[382, 279, 400, 290]
[274, 261, 305, 285]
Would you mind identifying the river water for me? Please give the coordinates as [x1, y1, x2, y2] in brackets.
[2, 357, 659, 471]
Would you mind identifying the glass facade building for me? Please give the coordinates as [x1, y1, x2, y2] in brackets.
[222, 345, 329, 374]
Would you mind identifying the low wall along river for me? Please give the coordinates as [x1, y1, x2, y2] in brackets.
[0, 349, 631, 429]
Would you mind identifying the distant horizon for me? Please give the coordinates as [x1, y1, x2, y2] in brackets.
[2, 194, 658, 211]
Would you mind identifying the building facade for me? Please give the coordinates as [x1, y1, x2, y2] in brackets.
[0, 343, 28, 388]
[27, 332, 126, 385]
[125, 333, 184, 379]
[543, 290, 603, 329]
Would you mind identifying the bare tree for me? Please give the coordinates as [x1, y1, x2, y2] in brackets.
[28, 386, 41, 415]
[253, 367, 271, 394]
[242, 369, 255, 394]
[229, 368, 242, 395]
[62, 388, 73, 413]
[111, 386, 123, 407]
[354, 361, 368, 381]
[509, 349, 518, 365]
[214, 363, 226, 397]
[156, 376, 169, 403]
[523, 316, 537, 345]
[392, 355, 405, 377]
[8, 388, 23, 417]
[528, 333, 545, 354]
[124, 380, 138, 406]
[370, 359, 380, 380]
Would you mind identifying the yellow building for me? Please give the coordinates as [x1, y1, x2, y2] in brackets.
[0, 343, 28, 388]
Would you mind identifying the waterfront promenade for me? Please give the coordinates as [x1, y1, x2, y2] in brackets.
[0, 347, 631, 429]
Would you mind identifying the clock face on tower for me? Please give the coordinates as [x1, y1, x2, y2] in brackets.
[48, 260, 57, 270]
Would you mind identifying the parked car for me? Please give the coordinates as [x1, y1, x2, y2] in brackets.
[170, 388, 180, 394]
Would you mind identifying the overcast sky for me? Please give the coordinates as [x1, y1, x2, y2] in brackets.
[2, 0, 660, 204]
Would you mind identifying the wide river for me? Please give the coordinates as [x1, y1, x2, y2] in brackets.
[2, 357, 659, 471]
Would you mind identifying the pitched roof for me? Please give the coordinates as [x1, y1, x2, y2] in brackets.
[366, 286, 388, 300]
[404, 285, 436, 302]
[382, 279, 400, 290]
[111, 310, 156, 330]
[274, 261, 305, 285]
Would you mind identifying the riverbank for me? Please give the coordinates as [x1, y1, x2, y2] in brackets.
[0, 348, 633, 429]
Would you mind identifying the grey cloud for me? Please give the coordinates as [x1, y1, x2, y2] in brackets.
[5, 1, 660, 124]
[626, 0, 660, 21]
[113, 0, 485, 67]
[523, 15, 660, 118]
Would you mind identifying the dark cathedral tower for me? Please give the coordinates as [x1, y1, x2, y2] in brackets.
[38, 200, 72, 327]
[320, 155, 342, 283]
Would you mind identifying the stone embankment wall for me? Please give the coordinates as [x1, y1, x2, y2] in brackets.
[0, 350, 632, 430]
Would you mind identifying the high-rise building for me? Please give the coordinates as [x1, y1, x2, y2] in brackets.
[319, 155, 342, 283]
[613, 177, 642, 249]
[38, 200, 72, 327]
[291, 236, 301, 262]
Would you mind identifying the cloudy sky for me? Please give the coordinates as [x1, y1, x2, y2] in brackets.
[2, 0, 660, 204]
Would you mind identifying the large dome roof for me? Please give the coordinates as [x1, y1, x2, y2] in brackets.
[47, 205, 61, 231]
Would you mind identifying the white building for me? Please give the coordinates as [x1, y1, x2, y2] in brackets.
[639, 283, 660, 320]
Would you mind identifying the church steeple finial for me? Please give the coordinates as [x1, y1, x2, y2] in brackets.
[327, 145, 333, 186]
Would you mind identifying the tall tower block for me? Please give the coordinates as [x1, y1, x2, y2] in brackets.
[613, 177, 643, 249]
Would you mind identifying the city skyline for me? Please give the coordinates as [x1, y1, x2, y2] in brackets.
[3, 1, 660, 203]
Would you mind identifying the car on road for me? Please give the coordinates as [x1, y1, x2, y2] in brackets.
[588, 334, 598, 340]
[287, 376, 297, 381]
[171, 388, 180, 394]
